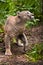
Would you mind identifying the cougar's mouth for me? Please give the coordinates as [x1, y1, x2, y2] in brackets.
[31, 15, 34, 19]
[27, 13, 34, 20]
[29, 14, 34, 20]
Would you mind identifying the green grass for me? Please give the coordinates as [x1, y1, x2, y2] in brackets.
[26, 43, 43, 62]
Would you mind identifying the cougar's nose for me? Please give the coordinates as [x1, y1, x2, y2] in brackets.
[28, 12, 34, 16]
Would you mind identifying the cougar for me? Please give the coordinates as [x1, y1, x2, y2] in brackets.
[4, 11, 34, 55]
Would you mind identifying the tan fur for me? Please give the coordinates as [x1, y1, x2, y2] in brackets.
[4, 11, 34, 55]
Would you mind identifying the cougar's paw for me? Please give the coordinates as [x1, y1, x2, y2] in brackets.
[18, 39, 24, 47]
[18, 43, 24, 47]
[5, 52, 12, 55]
[5, 49, 12, 55]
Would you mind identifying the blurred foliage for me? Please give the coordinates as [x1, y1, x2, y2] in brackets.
[25, 19, 39, 28]
[26, 43, 43, 62]
[0, 0, 41, 26]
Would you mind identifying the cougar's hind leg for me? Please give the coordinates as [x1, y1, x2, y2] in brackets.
[22, 33, 29, 52]
[23, 33, 28, 46]
[17, 33, 28, 47]
[4, 34, 12, 55]
[17, 34, 24, 47]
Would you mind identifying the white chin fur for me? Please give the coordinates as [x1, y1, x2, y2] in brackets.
[31, 16, 34, 19]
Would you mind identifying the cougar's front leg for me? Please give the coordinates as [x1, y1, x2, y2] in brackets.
[4, 34, 12, 55]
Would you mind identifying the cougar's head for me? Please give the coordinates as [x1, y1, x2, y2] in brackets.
[17, 11, 34, 21]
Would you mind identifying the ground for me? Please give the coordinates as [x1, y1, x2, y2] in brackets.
[0, 43, 43, 65]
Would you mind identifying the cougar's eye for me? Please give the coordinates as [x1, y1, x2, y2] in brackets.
[27, 14, 29, 17]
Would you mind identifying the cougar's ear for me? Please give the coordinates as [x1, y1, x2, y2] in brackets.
[17, 11, 21, 18]
[17, 11, 20, 15]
